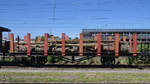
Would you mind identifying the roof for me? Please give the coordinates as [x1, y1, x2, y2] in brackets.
[0, 26, 11, 32]
[82, 29, 150, 33]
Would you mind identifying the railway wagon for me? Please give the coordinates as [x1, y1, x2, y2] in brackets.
[4, 29, 150, 66]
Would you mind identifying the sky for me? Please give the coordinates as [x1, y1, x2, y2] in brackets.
[0, 0, 150, 38]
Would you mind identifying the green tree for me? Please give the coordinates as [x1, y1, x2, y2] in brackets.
[74, 37, 79, 40]
[41, 36, 45, 41]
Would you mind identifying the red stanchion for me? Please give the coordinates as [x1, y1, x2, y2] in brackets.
[27, 33, 31, 56]
[62, 33, 65, 56]
[97, 33, 101, 56]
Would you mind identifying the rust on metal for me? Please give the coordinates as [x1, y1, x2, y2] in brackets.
[66, 36, 69, 40]
[37, 36, 40, 43]
[24, 36, 27, 42]
[94, 36, 97, 40]
[51, 36, 55, 40]
[108, 36, 112, 40]
[123, 36, 127, 43]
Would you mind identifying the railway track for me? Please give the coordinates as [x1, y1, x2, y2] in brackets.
[1, 64, 149, 69]
[1, 65, 150, 74]
[0, 83, 98, 84]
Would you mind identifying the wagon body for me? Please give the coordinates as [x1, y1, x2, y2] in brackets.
[5, 29, 150, 65]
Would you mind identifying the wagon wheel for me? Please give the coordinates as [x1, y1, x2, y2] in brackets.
[30, 56, 47, 66]
[42, 57, 48, 65]
[100, 56, 116, 66]
[30, 57, 37, 66]
[38, 57, 48, 66]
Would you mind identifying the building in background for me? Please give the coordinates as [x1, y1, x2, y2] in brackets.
[82, 29, 150, 40]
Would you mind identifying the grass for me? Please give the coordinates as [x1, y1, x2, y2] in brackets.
[0, 57, 13, 62]
[0, 72, 150, 83]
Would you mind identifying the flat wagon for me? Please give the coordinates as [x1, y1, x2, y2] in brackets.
[2, 28, 150, 66]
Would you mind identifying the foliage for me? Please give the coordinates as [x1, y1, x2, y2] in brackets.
[47, 56, 61, 63]
[127, 44, 150, 65]
[74, 37, 79, 40]
[40, 36, 45, 41]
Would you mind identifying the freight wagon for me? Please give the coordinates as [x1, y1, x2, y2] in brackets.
[1, 28, 150, 66]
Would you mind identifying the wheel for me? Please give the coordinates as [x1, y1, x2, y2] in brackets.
[100, 56, 116, 66]
[39, 56, 48, 65]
